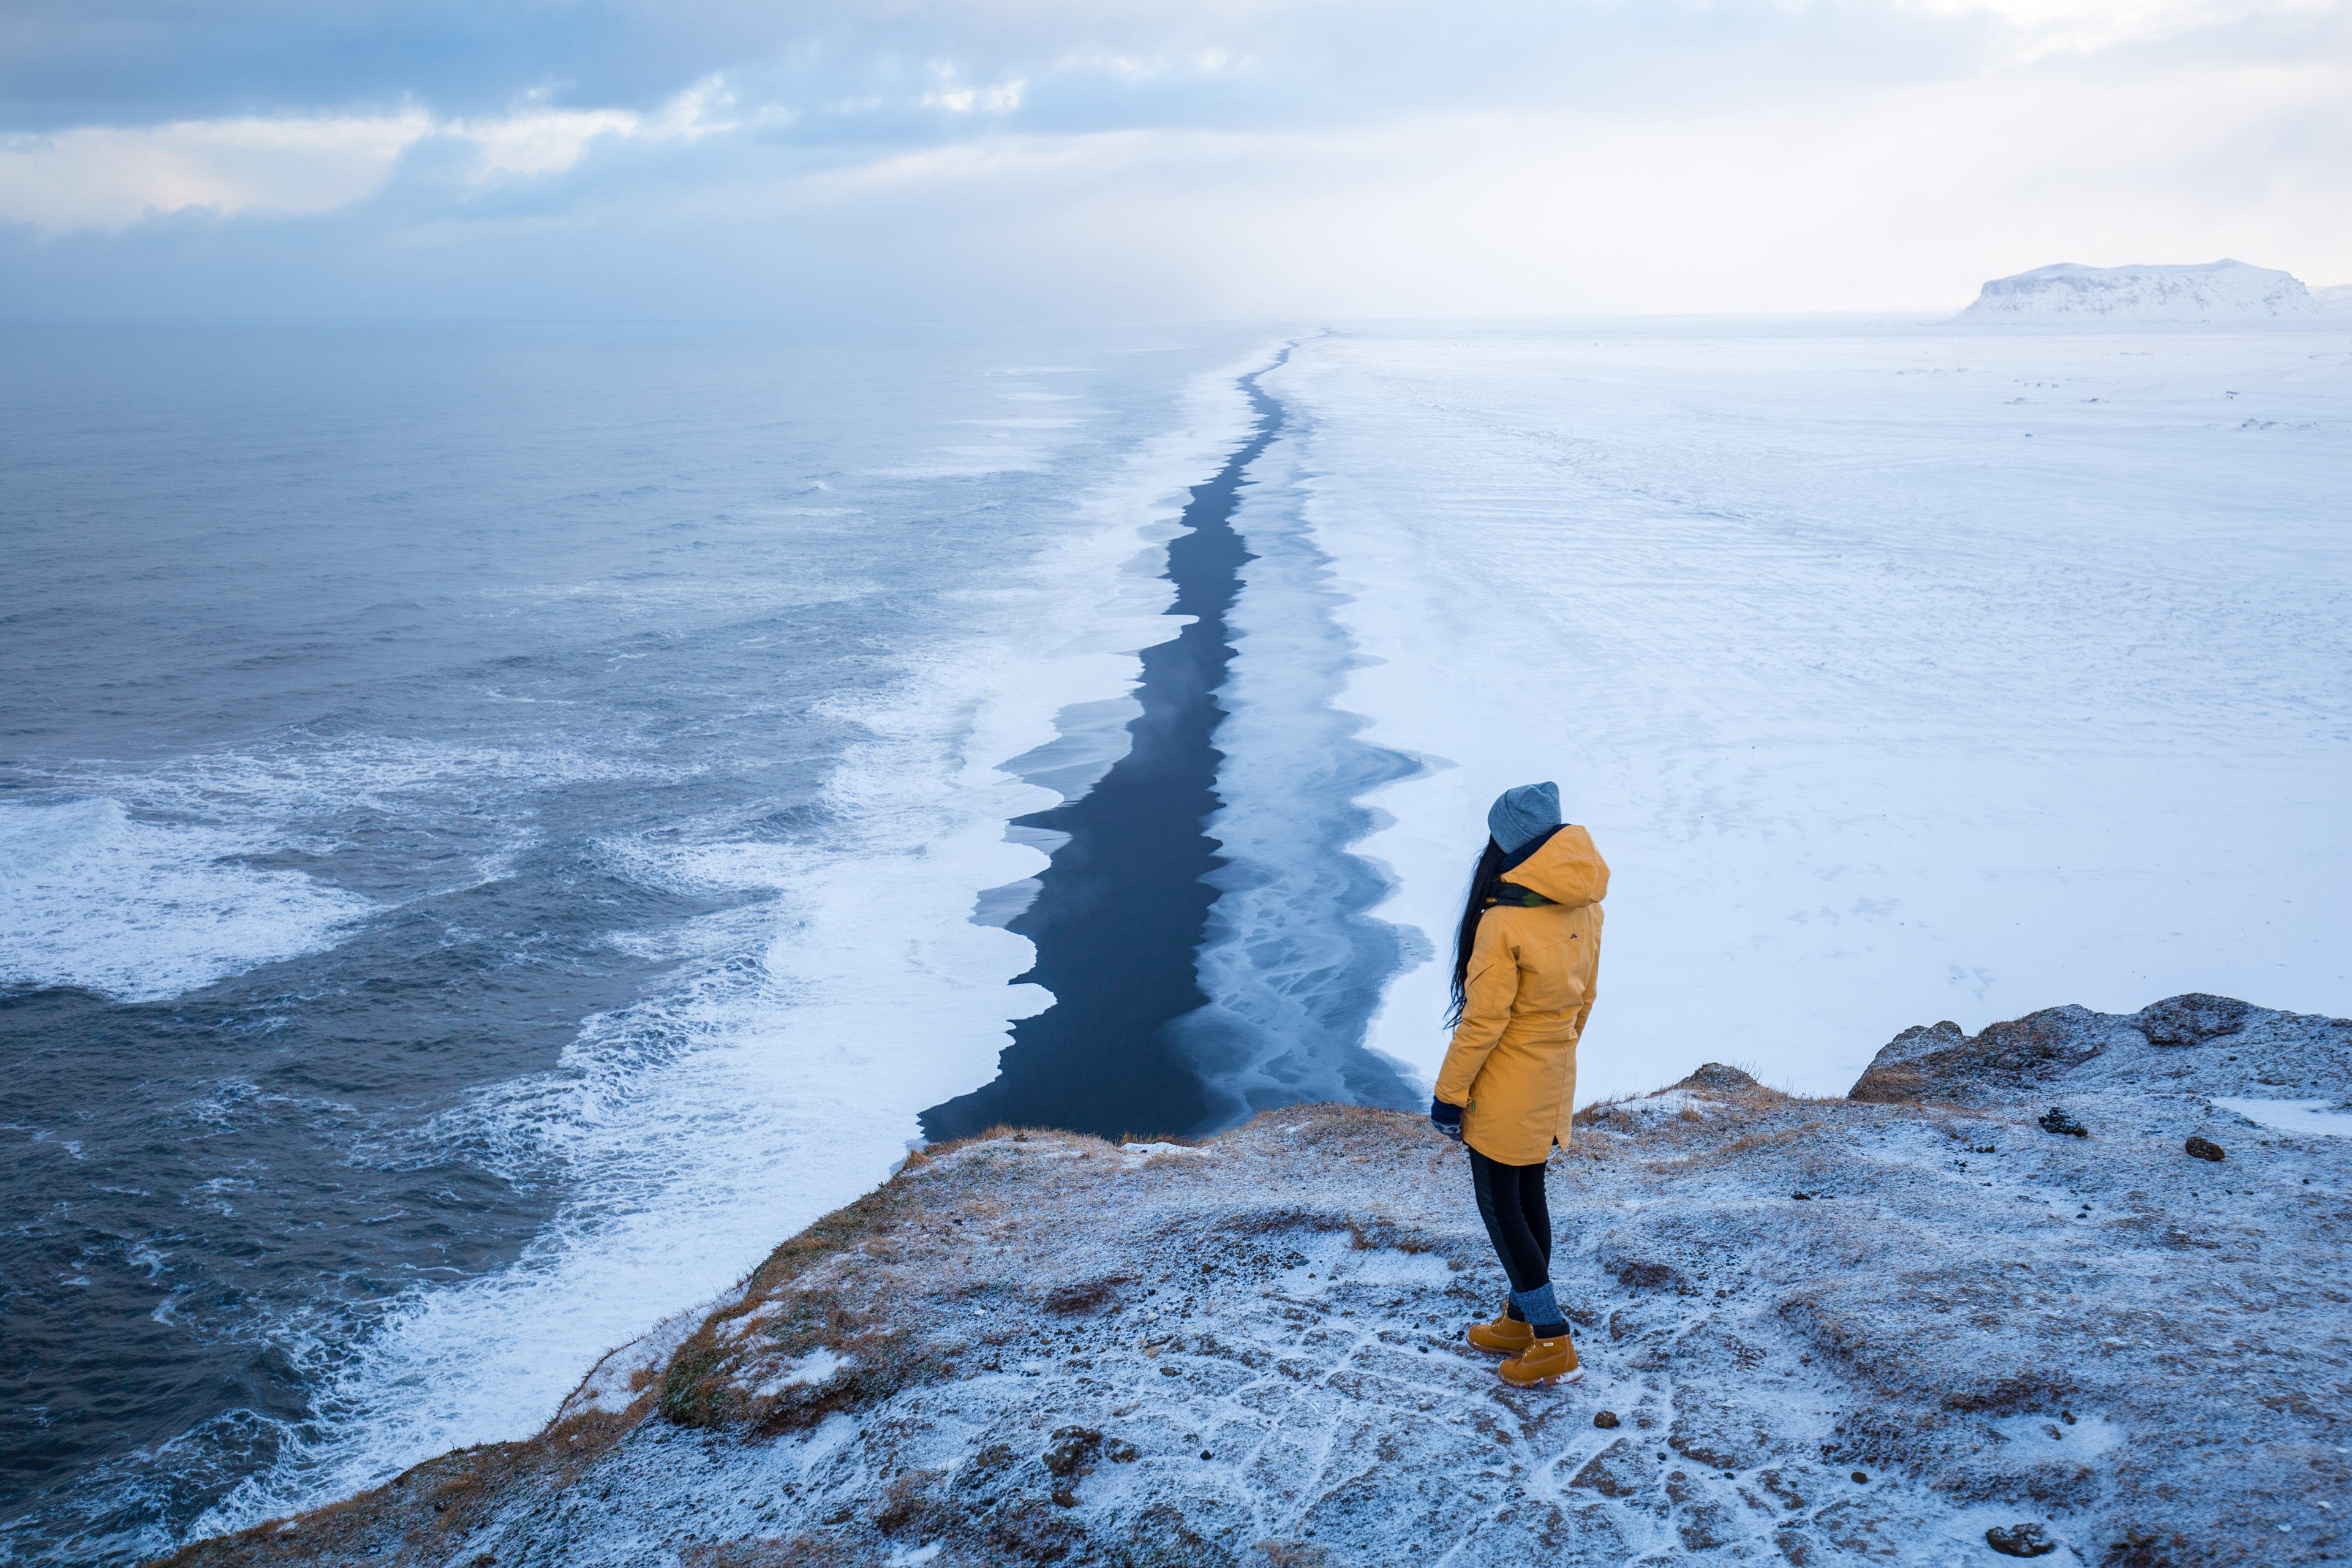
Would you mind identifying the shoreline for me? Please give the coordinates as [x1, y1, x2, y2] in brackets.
[924, 353, 1291, 1143]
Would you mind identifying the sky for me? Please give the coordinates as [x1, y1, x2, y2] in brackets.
[1, 0, 2348, 319]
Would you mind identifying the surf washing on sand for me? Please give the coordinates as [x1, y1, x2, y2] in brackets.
[0, 323, 1339, 1564]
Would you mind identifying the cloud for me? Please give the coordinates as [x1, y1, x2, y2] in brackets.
[1, 0, 2346, 317]
[1896, 0, 2340, 58]
[0, 80, 745, 232]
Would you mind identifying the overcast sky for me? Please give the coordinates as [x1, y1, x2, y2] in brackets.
[2, 0, 2346, 318]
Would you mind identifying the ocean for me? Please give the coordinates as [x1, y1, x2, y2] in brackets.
[0, 320, 1344, 1562]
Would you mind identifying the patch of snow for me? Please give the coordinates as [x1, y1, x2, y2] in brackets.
[727, 1303, 785, 1339]
[1118, 1140, 1202, 1161]
[1338, 1246, 1457, 1289]
[795, 1410, 861, 1476]
[1988, 1410, 2124, 1458]
[1624, 1090, 1723, 1120]
[1955, 258, 2320, 322]
[748, 1348, 848, 1399]
[553, 1302, 711, 1419]
[2212, 1097, 2352, 1137]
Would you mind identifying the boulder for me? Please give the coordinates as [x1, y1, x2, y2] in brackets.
[1849, 1008, 2115, 1105]
[2132, 994, 2251, 1046]
[1986, 1521, 2059, 1558]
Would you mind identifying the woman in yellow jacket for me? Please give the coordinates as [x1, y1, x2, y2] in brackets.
[1428, 781, 1607, 1388]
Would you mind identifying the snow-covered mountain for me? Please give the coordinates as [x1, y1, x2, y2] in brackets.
[1956, 258, 2320, 322]
[2316, 282, 2352, 314]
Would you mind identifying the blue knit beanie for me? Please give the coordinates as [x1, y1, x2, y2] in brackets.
[1487, 782, 1561, 855]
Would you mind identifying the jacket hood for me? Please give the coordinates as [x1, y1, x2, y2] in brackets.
[1505, 824, 1608, 910]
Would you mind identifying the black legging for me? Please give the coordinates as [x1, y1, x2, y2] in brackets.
[1469, 1147, 1552, 1314]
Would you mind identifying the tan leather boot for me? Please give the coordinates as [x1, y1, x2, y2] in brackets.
[1465, 1308, 1534, 1355]
[1496, 1332, 1581, 1387]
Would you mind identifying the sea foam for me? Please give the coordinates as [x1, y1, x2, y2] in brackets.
[184, 345, 1280, 1536]
[0, 796, 373, 1002]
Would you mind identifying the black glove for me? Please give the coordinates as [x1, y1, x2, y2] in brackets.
[1429, 1096, 1464, 1142]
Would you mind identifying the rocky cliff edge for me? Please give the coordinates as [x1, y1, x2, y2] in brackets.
[157, 997, 2352, 1567]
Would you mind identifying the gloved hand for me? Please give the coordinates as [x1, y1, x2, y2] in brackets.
[1429, 1096, 1464, 1142]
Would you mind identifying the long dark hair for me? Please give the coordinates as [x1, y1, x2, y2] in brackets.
[1446, 837, 1509, 1028]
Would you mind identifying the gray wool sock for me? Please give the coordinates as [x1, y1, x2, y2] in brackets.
[1510, 1283, 1567, 1337]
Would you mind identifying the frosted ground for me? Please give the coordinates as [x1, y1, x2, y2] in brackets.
[1238, 320, 2350, 1106]
[159, 995, 2352, 1566]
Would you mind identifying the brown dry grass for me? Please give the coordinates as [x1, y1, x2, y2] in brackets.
[1653, 1121, 1828, 1170]
[147, 1403, 650, 1568]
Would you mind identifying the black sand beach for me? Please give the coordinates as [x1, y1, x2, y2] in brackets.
[922, 360, 1288, 1142]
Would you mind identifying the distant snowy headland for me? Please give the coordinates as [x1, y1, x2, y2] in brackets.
[1956, 258, 2328, 323]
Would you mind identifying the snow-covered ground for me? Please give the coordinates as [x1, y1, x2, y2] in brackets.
[1955, 260, 2321, 322]
[161, 995, 2352, 1567]
[1254, 320, 2351, 1105]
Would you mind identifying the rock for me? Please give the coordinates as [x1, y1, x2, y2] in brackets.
[1985, 1521, 2059, 1557]
[2184, 1136, 2226, 1163]
[1042, 1276, 1130, 1316]
[2133, 993, 2252, 1046]
[1042, 1426, 1101, 1477]
[1850, 1471, 1869, 1483]
[1845, 1020, 1964, 1101]
[1594, 1410, 1621, 1429]
[2037, 1107, 2088, 1138]
[1681, 1062, 1760, 1090]
[1850, 1008, 2114, 1104]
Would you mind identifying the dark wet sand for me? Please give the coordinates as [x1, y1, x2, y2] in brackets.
[922, 359, 1285, 1142]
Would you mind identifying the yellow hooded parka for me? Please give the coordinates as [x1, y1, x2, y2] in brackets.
[1433, 825, 1608, 1166]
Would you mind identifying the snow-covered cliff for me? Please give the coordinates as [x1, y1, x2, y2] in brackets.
[159, 995, 2350, 1567]
[1956, 260, 2320, 323]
